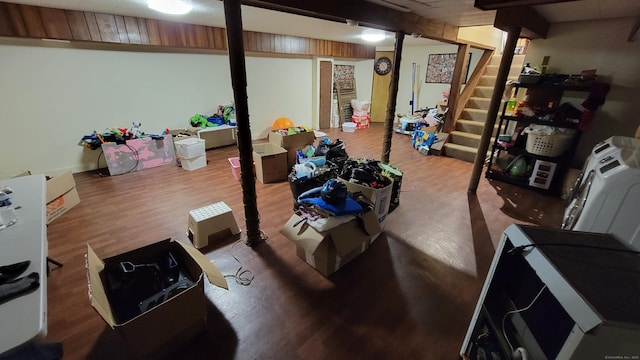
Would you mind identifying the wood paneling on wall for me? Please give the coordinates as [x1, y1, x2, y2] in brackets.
[242, 30, 374, 58]
[0, 2, 375, 59]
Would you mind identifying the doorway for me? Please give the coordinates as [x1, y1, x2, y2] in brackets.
[319, 60, 332, 129]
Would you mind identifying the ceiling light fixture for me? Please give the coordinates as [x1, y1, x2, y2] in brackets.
[148, 0, 192, 15]
[361, 30, 386, 42]
[364, 0, 412, 13]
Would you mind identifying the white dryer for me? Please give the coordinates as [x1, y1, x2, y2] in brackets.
[565, 136, 640, 209]
[585, 136, 640, 172]
[563, 147, 640, 250]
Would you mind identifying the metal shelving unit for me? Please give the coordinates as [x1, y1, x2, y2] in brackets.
[485, 81, 592, 196]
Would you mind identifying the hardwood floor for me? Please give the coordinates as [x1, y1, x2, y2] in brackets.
[43, 123, 566, 359]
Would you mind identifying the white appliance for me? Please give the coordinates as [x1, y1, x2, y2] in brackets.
[567, 136, 640, 200]
[563, 144, 640, 250]
[584, 136, 640, 172]
[460, 225, 640, 360]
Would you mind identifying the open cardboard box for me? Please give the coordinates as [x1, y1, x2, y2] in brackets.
[86, 239, 227, 358]
[268, 131, 315, 168]
[253, 143, 288, 183]
[45, 171, 80, 224]
[337, 176, 393, 224]
[280, 211, 382, 277]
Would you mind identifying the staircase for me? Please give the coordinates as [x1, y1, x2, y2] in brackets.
[444, 55, 525, 163]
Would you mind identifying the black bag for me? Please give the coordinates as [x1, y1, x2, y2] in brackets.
[288, 168, 337, 201]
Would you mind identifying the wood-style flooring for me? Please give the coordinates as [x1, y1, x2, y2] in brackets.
[43, 123, 566, 359]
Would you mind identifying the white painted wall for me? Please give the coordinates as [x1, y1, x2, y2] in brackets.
[0, 44, 321, 176]
[457, 25, 504, 51]
[392, 44, 488, 115]
[525, 17, 640, 167]
[245, 56, 313, 138]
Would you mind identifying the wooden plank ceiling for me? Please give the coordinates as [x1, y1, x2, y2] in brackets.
[0, 1, 376, 59]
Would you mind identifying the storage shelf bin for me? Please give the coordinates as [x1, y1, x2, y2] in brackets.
[525, 133, 574, 157]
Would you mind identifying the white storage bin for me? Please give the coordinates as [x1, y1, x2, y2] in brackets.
[180, 154, 206, 171]
[175, 138, 205, 159]
[342, 122, 356, 132]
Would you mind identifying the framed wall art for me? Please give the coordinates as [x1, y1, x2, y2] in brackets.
[425, 53, 472, 84]
[426, 53, 456, 84]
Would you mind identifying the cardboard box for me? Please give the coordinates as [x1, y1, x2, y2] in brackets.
[86, 239, 227, 358]
[253, 143, 288, 184]
[198, 125, 237, 149]
[429, 132, 449, 156]
[46, 171, 80, 224]
[280, 211, 382, 276]
[170, 128, 199, 154]
[268, 131, 315, 168]
[169, 128, 199, 140]
[338, 176, 393, 224]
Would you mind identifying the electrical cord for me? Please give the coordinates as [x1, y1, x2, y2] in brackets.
[399, 185, 415, 192]
[95, 144, 140, 177]
[223, 238, 256, 286]
[501, 284, 547, 356]
[96, 150, 109, 177]
[508, 243, 640, 256]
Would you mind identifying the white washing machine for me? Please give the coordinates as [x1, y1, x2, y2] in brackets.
[563, 146, 640, 250]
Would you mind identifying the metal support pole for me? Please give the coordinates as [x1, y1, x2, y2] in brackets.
[381, 31, 404, 163]
[467, 26, 521, 194]
[223, 0, 262, 246]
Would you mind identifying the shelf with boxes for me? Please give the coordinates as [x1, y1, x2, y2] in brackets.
[486, 80, 594, 195]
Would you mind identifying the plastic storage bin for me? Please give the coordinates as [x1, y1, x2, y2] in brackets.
[180, 154, 206, 171]
[525, 133, 574, 157]
[342, 122, 356, 132]
[228, 157, 241, 181]
[175, 138, 205, 159]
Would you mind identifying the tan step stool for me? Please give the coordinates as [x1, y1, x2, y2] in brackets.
[187, 202, 240, 248]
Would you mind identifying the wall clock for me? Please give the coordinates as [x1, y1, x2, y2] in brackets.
[374, 56, 392, 76]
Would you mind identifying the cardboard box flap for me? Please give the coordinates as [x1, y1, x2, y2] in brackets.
[360, 211, 382, 236]
[177, 241, 228, 290]
[268, 131, 315, 148]
[327, 211, 381, 257]
[280, 215, 326, 255]
[46, 171, 75, 203]
[86, 244, 116, 327]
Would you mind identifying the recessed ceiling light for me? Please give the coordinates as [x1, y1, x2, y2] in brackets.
[361, 30, 386, 42]
[148, 0, 192, 15]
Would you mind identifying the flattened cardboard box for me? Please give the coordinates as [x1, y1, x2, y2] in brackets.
[280, 211, 382, 277]
[268, 131, 315, 168]
[170, 128, 199, 154]
[169, 128, 199, 140]
[46, 171, 80, 224]
[86, 239, 227, 358]
[198, 125, 237, 149]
